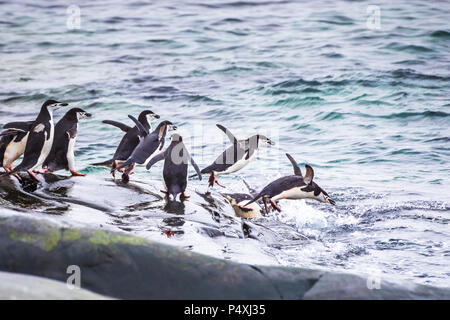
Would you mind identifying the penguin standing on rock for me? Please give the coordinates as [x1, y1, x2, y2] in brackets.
[0, 99, 68, 181]
[244, 153, 335, 212]
[42, 108, 91, 176]
[0, 120, 34, 173]
[196, 124, 275, 188]
[112, 116, 176, 182]
[146, 133, 202, 200]
[92, 110, 160, 169]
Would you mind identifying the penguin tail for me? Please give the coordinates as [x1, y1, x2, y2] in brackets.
[92, 159, 114, 167]
[169, 185, 182, 199]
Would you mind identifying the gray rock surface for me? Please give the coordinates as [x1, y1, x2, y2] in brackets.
[0, 271, 111, 299]
[0, 214, 449, 299]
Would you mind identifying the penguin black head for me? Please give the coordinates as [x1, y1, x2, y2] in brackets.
[64, 108, 92, 121]
[170, 133, 182, 142]
[257, 134, 275, 146]
[42, 99, 68, 111]
[301, 165, 335, 205]
[157, 120, 177, 131]
[138, 110, 160, 127]
[248, 134, 275, 149]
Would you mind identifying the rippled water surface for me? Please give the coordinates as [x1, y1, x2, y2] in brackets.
[1, 0, 449, 287]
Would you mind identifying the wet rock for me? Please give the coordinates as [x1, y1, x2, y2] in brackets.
[0, 271, 111, 300]
[0, 214, 449, 299]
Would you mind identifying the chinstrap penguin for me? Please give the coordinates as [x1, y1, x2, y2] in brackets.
[196, 124, 275, 188]
[244, 153, 335, 212]
[112, 116, 176, 182]
[0, 99, 68, 182]
[146, 133, 202, 200]
[42, 108, 91, 176]
[0, 120, 34, 174]
[222, 180, 264, 219]
[92, 110, 160, 169]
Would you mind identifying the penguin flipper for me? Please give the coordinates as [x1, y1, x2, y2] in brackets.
[145, 152, 165, 170]
[216, 124, 238, 145]
[128, 115, 148, 137]
[102, 120, 131, 132]
[303, 165, 314, 185]
[286, 153, 302, 176]
[3, 120, 34, 131]
[189, 155, 202, 181]
[243, 179, 258, 197]
[0, 129, 21, 137]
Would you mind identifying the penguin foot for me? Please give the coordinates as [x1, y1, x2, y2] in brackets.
[263, 197, 269, 214]
[121, 173, 130, 183]
[33, 168, 48, 174]
[27, 170, 40, 182]
[270, 199, 281, 212]
[111, 161, 117, 177]
[181, 192, 190, 200]
[127, 163, 136, 175]
[208, 173, 225, 188]
[70, 170, 85, 177]
[4, 167, 21, 181]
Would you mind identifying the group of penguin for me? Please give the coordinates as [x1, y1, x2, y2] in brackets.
[0, 100, 335, 219]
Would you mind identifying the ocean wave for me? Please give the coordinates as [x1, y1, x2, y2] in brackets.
[429, 30, 450, 39]
[383, 42, 434, 53]
[391, 69, 450, 81]
[358, 110, 449, 120]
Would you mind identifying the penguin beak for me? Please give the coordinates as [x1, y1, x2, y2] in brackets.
[84, 112, 92, 118]
[267, 139, 275, 146]
[52, 102, 68, 110]
[153, 114, 160, 119]
[326, 197, 336, 205]
[169, 124, 177, 131]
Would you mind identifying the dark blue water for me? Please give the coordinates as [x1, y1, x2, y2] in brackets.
[0, 0, 449, 287]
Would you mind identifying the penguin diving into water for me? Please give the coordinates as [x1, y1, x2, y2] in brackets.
[0, 120, 34, 174]
[145, 133, 202, 201]
[196, 124, 275, 188]
[42, 108, 91, 176]
[92, 110, 160, 170]
[244, 153, 335, 212]
[222, 180, 265, 219]
[0, 99, 68, 182]
[112, 116, 176, 183]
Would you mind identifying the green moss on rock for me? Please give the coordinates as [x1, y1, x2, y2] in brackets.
[8, 228, 61, 252]
[62, 229, 82, 242]
[88, 230, 149, 246]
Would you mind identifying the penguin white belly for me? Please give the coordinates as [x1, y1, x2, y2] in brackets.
[162, 170, 167, 190]
[3, 133, 29, 167]
[34, 123, 54, 170]
[141, 147, 160, 166]
[222, 152, 255, 175]
[67, 137, 76, 170]
[235, 200, 262, 219]
[272, 187, 313, 201]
